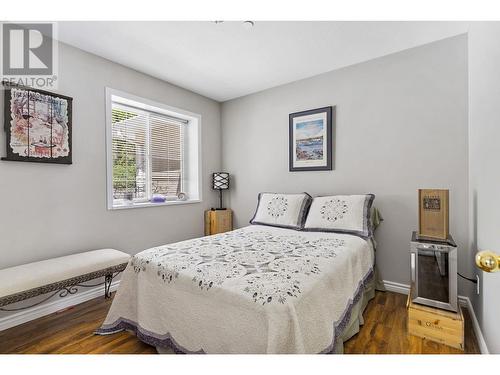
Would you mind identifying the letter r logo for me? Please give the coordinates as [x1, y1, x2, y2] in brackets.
[2, 23, 53, 75]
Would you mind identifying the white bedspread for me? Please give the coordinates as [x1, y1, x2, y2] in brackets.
[96, 225, 374, 353]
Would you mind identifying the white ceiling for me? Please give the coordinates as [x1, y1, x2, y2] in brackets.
[57, 21, 469, 102]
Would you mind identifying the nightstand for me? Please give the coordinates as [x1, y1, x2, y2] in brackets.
[205, 209, 233, 235]
[407, 290, 464, 350]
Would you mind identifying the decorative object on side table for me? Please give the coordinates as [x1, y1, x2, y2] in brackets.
[417, 189, 449, 242]
[212, 172, 229, 210]
[2, 84, 73, 164]
[289, 106, 334, 171]
[206, 172, 232, 235]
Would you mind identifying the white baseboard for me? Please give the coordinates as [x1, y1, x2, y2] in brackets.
[458, 295, 490, 354]
[381, 280, 410, 295]
[0, 280, 120, 332]
[381, 279, 489, 354]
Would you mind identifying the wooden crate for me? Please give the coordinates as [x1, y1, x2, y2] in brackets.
[205, 209, 233, 235]
[418, 189, 449, 241]
[407, 293, 464, 350]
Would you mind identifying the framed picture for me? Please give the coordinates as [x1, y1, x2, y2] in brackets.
[2, 84, 72, 164]
[289, 106, 334, 171]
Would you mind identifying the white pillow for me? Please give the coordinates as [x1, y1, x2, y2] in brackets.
[304, 194, 375, 237]
[250, 192, 312, 230]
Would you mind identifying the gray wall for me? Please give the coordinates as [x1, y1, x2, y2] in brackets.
[221, 35, 471, 293]
[468, 23, 500, 354]
[0, 42, 222, 269]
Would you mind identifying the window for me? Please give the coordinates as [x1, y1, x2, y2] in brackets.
[106, 88, 201, 209]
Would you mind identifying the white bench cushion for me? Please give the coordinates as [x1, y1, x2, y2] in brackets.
[0, 249, 130, 298]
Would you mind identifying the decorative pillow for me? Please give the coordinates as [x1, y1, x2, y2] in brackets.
[304, 194, 375, 237]
[250, 192, 312, 230]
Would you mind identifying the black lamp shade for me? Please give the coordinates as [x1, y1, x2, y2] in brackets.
[213, 172, 229, 190]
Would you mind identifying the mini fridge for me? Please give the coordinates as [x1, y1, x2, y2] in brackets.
[410, 231, 458, 312]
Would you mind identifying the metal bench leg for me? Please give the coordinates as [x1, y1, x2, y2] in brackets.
[104, 274, 113, 299]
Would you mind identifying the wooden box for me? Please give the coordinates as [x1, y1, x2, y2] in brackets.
[407, 292, 464, 350]
[205, 209, 233, 235]
[418, 189, 449, 241]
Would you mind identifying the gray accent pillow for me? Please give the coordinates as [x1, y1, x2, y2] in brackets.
[303, 194, 375, 237]
[250, 192, 312, 230]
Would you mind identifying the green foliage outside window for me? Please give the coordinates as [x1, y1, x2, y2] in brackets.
[112, 109, 138, 197]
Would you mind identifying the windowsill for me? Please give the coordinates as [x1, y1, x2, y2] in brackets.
[109, 199, 201, 210]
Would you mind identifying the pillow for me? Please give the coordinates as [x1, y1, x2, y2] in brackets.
[250, 192, 312, 230]
[304, 194, 375, 237]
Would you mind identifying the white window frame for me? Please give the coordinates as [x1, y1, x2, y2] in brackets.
[105, 87, 202, 210]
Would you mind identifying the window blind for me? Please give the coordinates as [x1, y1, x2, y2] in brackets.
[111, 101, 186, 202]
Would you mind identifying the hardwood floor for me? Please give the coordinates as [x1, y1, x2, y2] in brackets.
[0, 291, 480, 354]
[343, 292, 479, 354]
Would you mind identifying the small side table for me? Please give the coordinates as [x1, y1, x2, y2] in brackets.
[205, 209, 233, 235]
[407, 291, 464, 350]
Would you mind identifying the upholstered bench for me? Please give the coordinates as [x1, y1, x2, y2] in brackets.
[0, 249, 130, 311]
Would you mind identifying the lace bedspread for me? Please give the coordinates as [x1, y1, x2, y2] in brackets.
[97, 225, 374, 353]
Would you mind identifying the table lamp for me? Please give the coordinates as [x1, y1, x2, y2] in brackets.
[212, 172, 229, 210]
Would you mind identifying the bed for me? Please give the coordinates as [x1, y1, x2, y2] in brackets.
[96, 224, 375, 354]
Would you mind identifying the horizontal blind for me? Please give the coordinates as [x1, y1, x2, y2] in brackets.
[149, 113, 184, 196]
[111, 101, 185, 202]
[111, 105, 148, 200]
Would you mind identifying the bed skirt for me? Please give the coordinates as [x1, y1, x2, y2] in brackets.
[155, 275, 376, 355]
[331, 275, 375, 354]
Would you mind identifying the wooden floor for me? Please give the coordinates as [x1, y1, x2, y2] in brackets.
[0, 291, 480, 354]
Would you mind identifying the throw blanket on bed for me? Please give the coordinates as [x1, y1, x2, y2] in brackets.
[96, 225, 374, 353]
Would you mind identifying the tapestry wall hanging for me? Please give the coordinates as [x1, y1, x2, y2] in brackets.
[2, 84, 72, 164]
